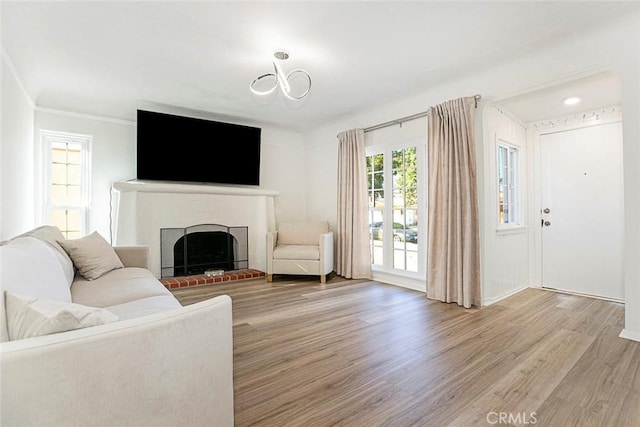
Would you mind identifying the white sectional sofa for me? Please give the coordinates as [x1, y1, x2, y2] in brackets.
[0, 226, 234, 426]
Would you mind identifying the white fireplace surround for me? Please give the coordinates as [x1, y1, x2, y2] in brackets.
[110, 181, 278, 278]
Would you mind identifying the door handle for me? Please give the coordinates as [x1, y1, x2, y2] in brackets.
[544, 220, 551, 227]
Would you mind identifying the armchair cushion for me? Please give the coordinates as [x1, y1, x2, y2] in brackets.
[277, 221, 330, 245]
[273, 245, 320, 260]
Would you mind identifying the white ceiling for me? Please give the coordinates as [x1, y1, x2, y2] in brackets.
[1, 1, 636, 130]
[498, 71, 622, 124]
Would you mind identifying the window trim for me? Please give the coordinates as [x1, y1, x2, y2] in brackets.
[39, 129, 92, 236]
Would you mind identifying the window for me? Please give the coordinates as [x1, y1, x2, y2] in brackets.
[367, 145, 421, 273]
[40, 131, 91, 239]
[497, 142, 519, 225]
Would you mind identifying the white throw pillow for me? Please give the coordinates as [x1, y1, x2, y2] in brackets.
[58, 231, 124, 280]
[5, 291, 119, 341]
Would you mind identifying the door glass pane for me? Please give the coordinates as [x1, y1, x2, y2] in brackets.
[393, 249, 405, 270]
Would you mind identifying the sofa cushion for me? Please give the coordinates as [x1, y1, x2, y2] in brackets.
[58, 231, 124, 280]
[71, 267, 175, 308]
[105, 295, 182, 321]
[273, 245, 320, 260]
[4, 291, 118, 341]
[15, 225, 75, 286]
[1, 236, 73, 342]
[277, 221, 329, 246]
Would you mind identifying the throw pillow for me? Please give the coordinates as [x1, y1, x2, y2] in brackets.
[5, 291, 119, 341]
[58, 231, 124, 280]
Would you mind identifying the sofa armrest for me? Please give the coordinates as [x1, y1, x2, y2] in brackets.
[114, 246, 149, 269]
[0, 295, 234, 427]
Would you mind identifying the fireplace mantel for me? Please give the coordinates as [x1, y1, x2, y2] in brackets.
[112, 180, 279, 197]
[110, 181, 279, 278]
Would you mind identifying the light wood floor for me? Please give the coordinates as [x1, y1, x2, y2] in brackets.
[171, 275, 640, 427]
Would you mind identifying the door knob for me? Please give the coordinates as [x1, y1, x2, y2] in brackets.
[544, 220, 551, 227]
[543, 208, 551, 214]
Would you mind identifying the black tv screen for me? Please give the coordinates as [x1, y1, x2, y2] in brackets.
[136, 110, 261, 186]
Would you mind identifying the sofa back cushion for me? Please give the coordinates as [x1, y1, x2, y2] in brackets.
[14, 225, 75, 286]
[0, 237, 72, 342]
[277, 221, 330, 246]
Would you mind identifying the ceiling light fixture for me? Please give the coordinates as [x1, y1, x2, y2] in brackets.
[563, 96, 581, 105]
[250, 50, 311, 100]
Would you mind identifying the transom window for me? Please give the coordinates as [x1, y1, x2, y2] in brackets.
[497, 142, 519, 225]
[40, 130, 91, 239]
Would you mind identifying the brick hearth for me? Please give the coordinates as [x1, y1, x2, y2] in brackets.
[160, 269, 265, 290]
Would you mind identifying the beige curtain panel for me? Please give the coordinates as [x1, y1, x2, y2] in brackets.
[427, 96, 481, 308]
[336, 129, 372, 280]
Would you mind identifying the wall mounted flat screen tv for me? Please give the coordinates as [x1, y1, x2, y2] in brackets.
[136, 110, 261, 186]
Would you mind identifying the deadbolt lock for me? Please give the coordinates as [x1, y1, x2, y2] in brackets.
[543, 208, 551, 214]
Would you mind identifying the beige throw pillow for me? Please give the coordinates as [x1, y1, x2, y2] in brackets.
[5, 291, 119, 341]
[58, 231, 124, 280]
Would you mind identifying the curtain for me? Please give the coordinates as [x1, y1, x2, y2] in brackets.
[427, 96, 481, 308]
[336, 129, 372, 279]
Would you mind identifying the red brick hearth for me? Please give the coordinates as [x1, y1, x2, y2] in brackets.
[160, 269, 265, 290]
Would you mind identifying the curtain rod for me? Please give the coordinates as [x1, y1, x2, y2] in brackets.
[362, 94, 481, 134]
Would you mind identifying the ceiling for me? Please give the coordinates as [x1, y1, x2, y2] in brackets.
[1, 1, 637, 131]
[498, 71, 622, 124]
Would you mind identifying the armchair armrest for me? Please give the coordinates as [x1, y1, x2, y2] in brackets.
[114, 246, 149, 269]
[319, 231, 334, 278]
[266, 231, 278, 276]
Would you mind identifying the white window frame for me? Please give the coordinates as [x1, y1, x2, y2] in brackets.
[366, 138, 425, 279]
[496, 139, 521, 229]
[39, 130, 92, 237]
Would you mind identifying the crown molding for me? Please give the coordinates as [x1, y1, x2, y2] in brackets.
[1, 44, 36, 109]
[35, 107, 135, 126]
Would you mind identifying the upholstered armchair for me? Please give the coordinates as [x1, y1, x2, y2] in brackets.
[266, 221, 334, 283]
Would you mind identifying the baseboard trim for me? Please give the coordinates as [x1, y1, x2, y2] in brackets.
[482, 285, 529, 306]
[372, 271, 426, 293]
[619, 329, 640, 343]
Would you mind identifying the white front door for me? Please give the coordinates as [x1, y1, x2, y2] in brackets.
[540, 121, 624, 300]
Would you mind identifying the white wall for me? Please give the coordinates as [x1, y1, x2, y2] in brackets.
[34, 110, 136, 240]
[1, 52, 35, 240]
[259, 126, 307, 225]
[302, 11, 640, 338]
[34, 107, 306, 240]
[481, 106, 529, 305]
[618, 58, 640, 341]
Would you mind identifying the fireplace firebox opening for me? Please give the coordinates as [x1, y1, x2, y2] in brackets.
[160, 224, 248, 278]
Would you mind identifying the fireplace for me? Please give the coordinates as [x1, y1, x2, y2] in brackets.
[111, 181, 278, 277]
[160, 224, 248, 278]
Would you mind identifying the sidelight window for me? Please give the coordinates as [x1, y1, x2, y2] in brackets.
[497, 142, 519, 225]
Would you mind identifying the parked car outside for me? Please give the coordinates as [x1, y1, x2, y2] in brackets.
[371, 222, 418, 243]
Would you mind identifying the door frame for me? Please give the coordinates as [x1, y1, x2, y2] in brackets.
[528, 107, 623, 290]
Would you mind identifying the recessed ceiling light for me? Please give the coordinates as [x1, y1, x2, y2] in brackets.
[564, 97, 581, 105]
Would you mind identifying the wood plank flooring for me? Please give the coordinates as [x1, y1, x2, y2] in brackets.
[171, 275, 640, 427]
